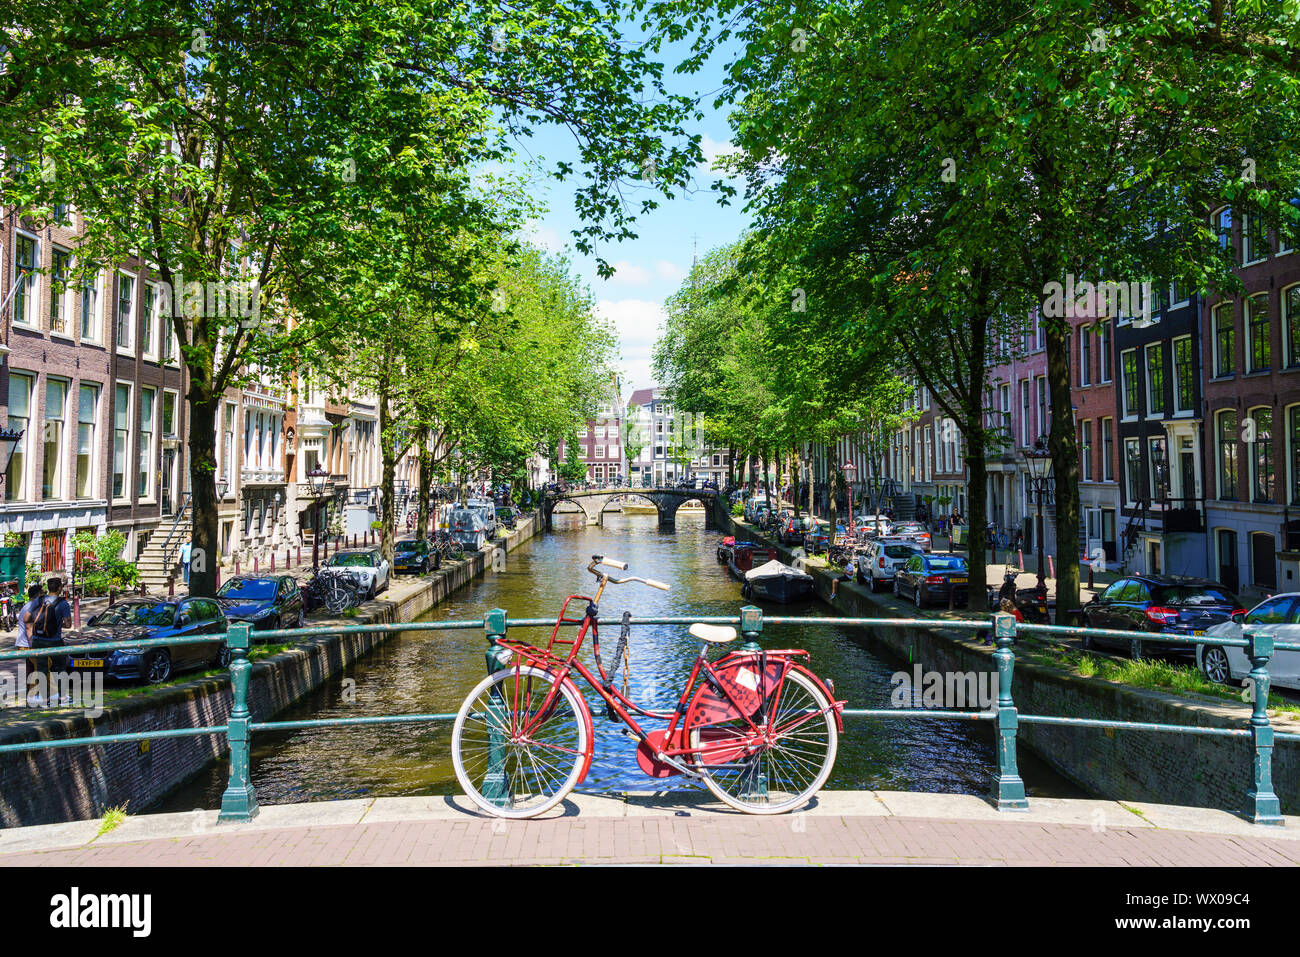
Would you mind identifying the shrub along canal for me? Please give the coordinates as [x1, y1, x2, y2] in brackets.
[156, 509, 1082, 810]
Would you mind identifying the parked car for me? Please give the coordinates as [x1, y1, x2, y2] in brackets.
[393, 538, 436, 575]
[777, 514, 810, 546]
[64, 597, 230, 684]
[323, 547, 391, 599]
[1079, 576, 1242, 658]
[448, 507, 488, 550]
[854, 513, 894, 538]
[495, 506, 517, 530]
[216, 575, 305, 632]
[856, 539, 924, 591]
[893, 554, 969, 608]
[744, 495, 770, 522]
[803, 520, 847, 555]
[891, 521, 932, 552]
[1196, 593, 1300, 690]
[466, 498, 500, 538]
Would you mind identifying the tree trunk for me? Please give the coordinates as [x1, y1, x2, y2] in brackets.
[187, 393, 219, 598]
[1046, 318, 1081, 615]
[792, 449, 801, 517]
[807, 444, 815, 518]
[378, 387, 396, 564]
[963, 279, 992, 609]
[416, 436, 433, 542]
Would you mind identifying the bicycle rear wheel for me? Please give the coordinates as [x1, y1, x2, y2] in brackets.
[688, 667, 837, 815]
[452, 665, 589, 819]
[323, 577, 352, 614]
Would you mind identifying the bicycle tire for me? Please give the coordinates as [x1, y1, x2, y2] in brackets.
[323, 577, 351, 614]
[452, 665, 589, 819]
[688, 667, 838, 815]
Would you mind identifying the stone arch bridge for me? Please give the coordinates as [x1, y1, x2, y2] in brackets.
[543, 487, 728, 531]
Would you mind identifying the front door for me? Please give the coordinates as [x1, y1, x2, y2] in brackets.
[1179, 450, 1196, 503]
[1252, 532, 1277, 590]
[1102, 509, 1117, 563]
[1217, 529, 1238, 592]
[161, 448, 176, 515]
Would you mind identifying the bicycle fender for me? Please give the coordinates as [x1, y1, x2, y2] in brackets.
[790, 663, 845, 733]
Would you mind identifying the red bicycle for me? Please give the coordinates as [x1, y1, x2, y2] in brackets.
[452, 555, 844, 818]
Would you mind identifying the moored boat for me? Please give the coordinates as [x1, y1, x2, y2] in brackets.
[742, 559, 816, 604]
[716, 536, 736, 563]
[727, 541, 778, 579]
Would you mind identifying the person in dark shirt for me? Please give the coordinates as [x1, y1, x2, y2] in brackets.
[30, 577, 73, 706]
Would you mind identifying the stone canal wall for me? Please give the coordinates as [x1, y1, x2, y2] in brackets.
[723, 514, 1300, 816]
[0, 516, 540, 828]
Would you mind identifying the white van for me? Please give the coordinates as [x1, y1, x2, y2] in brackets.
[449, 508, 488, 550]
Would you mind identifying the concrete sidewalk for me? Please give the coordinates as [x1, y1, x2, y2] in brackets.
[2, 791, 1298, 866]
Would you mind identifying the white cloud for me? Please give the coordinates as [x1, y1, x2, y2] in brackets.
[522, 221, 565, 253]
[698, 134, 735, 175]
[608, 260, 653, 284]
[595, 298, 665, 393]
[655, 260, 685, 281]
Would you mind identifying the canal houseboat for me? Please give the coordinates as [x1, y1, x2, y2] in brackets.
[742, 559, 816, 603]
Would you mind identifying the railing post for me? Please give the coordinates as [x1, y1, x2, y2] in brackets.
[738, 605, 767, 800]
[1244, 624, 1284, 825]
[992, 613, 1028, 810]
[218, 622, 259, 823]
[483, 608, 511, 807]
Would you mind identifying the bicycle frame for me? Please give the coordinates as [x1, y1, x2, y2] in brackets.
[494, 572, 843, 780]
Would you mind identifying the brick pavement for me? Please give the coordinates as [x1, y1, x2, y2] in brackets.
[2, 792, 1298, 866]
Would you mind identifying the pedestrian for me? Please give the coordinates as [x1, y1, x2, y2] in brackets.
[17, 581, 44, 706]
[180, 534, 193, 587]
[831, 555, 857, 599]
[29, 577, 72, 706]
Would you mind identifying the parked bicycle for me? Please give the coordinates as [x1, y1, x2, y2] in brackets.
[303, 568, 362, 615]
[452, 555, 845, 819]
[0, 580, 18, 631]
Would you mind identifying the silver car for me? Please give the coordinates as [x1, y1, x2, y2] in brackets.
[1197, 593, 1300, 692]
[855, 538, 923, 592]
[323, 548, 391, 600]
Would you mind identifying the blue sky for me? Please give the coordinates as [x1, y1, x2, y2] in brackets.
[508, 28, 750, 396]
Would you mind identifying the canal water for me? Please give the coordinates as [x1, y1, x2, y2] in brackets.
[157, 510, 1084, 810]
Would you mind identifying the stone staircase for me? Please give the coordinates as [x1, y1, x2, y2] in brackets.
[137, 501, 190, 593]
[890, 494, 917, 520]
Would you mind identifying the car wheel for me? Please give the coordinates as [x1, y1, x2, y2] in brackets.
[914, 586, 925, 609]
[367, 582, 377, 601]
[145, 650, 172, 684]
[893, 578, 901, 598]
[295, 609, 305, 629]
[214, 641, 231, 669]
[1202, 646, 1231, 685]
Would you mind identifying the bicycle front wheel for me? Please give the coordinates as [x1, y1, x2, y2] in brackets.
[688, 667, 837, 815]
[452, 665, 589, 819]
[323, 578, 352, 614]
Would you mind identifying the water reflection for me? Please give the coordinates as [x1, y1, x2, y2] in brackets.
[156, 510, 1084, 810]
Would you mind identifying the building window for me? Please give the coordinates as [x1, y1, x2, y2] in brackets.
[1149, 436, 1170, 500]
[1289, 405, 1300, 506]
[1019, 379, 1030, 445]
[1249, 406, 1273, 503]
[80, 265, 101, 341]
[1098, 320, 1112, 382]
[13, 234, 38, 327]
[138, 387, 155, 499]
[223, 403, 236, 490]
[1036, 376, 1047, 439]
[50, 248, 71, 334]
[116, 273, 135, 352]
[76, 384, 98, 500]
[113, 383, 131, 500]
[1121, 349, 1139, 416]
[1102, 418, 1115, 481]
[1285, 285, 1300, 368]
[1081, 420, 1093, 481]
[1172, 336, 1194, 413]
[1217, 410, 1238, 500]
[1244, 213, 1269, 264]
[1124, 437, 1142, 504]
[5, 373, 32, 501]
[1145, 343, 1165, 414]
[42, 379, 67, 500]
[1213, 302, 1235, 377]
[1080, 327, 1091, 386]
[142, 284, 160, 358]
[1247, 293, 1271, 372]
[1214, 206, 1233, 256]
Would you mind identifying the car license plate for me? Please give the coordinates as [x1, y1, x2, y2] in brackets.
[72, 658, 102, 668]
[950, 577, 967, 583]
[1194, 629, 1205, 636]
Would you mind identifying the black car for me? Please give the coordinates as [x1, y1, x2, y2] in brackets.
[893, 554, 970, 608]
[215, 575, 305, 632]
[393, 538, 436, 574]
[64, 597, 229, 684]
[1079, 575, 1242, 658]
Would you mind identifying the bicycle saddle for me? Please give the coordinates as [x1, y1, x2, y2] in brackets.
[690, 623, 737, 643]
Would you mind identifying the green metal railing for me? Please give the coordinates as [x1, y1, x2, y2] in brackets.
[0, 609, 1295, 826]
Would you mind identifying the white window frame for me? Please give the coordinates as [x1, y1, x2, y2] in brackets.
[1098, 320, 1112, 383]
[49, 246, 73, 338]
[79, 263, 103, 343]
[1172, 335, 1194, 414]
[1121, 348, 1139, 419]
[142, 281, 163, 361]
[138, 385, 157, 503]
[1080, 419, 1093, 481]
[115, 269, 137, 356]
[1285, 283, 1300, 369]
[1243, 212, 1269, 266]
[11, 230, 40, 329]
[112, 380, 133, 503]
[4, 370, 33, 502]
[1080, 325, 1091, 386]
[1102, 418, 1115, 481]
[1144, 342, 1165, 419]
[42, 376, 69, 502]
[75, 381, 101, 501]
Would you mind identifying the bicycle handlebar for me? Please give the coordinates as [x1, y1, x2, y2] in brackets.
[587, 556, 671, 591]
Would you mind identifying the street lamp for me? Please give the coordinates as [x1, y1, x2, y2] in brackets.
[841, 461, 857, 528]
[1022, 436, 1054, 597]
[0, 426, 24, 482]
[308, 467, 329, 571]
